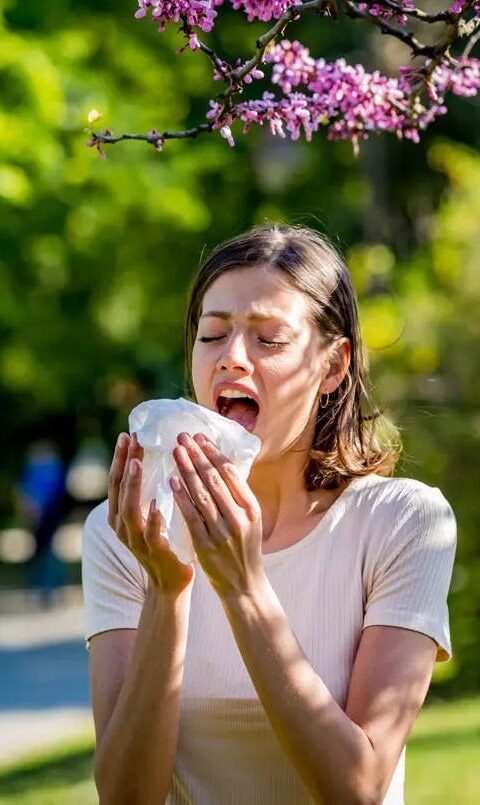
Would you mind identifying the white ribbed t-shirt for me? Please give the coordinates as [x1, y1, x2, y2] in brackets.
[82, 473, 456, 804]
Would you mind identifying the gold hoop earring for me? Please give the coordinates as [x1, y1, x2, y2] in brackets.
[320, 392, 330, 409]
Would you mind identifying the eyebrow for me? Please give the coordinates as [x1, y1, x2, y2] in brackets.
[201, 311, 291, 324]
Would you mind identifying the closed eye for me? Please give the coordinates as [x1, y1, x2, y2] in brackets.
[259, 339, 287, 348]
[198, 336, 287, 348]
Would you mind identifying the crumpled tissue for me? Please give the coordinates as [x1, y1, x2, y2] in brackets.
[128, 397, 261, 564]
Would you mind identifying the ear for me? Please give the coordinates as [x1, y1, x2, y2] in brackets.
[321, 338, 351, 395]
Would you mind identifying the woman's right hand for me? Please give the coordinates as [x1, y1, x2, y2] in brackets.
[107, 432, 195, 596]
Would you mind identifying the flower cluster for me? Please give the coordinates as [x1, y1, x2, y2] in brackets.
[267, 39, 415, 140]
[134, 0, 223, 33]
[357, 0, 415, 26]
[432, 57, 480, 98]
[135, 0, 299, 29]
[230, 0, 295, 23]
[268, 39, 316, 93]
[207, 40, 479, 151]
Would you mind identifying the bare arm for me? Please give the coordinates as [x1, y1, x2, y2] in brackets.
[91, 586, 192, 805]
[89, 433, 195, 805]
[222, 578, 436, 805]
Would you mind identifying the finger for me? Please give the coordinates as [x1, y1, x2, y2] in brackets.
[144, 498, 170, 552]
[108, 433, 130, 529]
[121, 457, 145, 552]
[117, 432, 144, 522]
[173, 439, 221, 527]
[117, 433, 145, 546]
[180, 433, 242, 524]
[193, 434, 260, 520]
[170, 474, 211, 550]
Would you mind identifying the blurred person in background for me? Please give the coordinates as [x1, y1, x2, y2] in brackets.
[16, 440, 67, 603]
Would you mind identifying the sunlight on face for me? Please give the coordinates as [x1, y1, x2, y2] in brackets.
[191, 265, 328, 461]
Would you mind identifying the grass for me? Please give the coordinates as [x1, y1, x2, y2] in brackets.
[0, 697, 479, 803]
[0, 735, 96, 805]
[405, 695, 480, 804]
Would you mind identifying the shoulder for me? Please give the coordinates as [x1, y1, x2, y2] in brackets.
[84, 498, 110, 535]
[348, 474, 456, 554]
[82, 501, 147, 644]
[82, 500, 114, 559]
[351, 474, 454, 525]
[359, 477, 457, 661]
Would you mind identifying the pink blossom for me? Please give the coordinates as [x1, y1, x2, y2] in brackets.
[134, 0, 223, 33]
[449, 0, 480, 13]
[213, 61, 231, 81]
[220, 124, 235, 146]
[241, 67, 265, 83]
[230, 0, 296, 23]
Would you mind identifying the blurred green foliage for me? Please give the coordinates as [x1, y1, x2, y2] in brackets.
[0, 0, 478, 694]
[356, 139, 480, 694]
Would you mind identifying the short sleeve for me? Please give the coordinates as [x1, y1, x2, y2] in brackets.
[363, 484, 456, 662]
[81, 500, 147, 648]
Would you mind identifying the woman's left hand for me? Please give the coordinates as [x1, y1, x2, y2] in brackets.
[171, 431, 265, 601]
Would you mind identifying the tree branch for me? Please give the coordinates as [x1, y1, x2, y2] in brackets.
[370, 0, 456, 25]
[87, 0, 480, 154]
[341, 0, 437, 57]
[87, 123, 213, 151]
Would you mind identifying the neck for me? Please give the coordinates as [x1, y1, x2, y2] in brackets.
[248, 445, 332, 542]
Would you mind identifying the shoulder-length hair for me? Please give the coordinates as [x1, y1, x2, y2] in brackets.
[184, 224, 401, 489]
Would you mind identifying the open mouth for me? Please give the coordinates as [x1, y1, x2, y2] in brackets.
[216, 394, 260, 433]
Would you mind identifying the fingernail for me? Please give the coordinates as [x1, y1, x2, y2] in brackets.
[194, 433, 207, 445]
[178, 432, 191, 446]
[170, 475, 181, 492]
[149, 498, 157, 515]
[117, 433, 129, 449]
[129, 459, 139, 478]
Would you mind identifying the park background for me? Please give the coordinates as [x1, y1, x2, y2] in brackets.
[0, 0, 479, 801]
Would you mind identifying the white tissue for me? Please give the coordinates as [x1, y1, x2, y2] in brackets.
[128, 397, 261, 564]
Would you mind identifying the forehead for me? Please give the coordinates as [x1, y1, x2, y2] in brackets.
[200, 265, 312, 324]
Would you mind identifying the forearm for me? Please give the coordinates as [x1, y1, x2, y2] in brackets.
[222, 576, 379, 805]
[94, 584, 192, 805]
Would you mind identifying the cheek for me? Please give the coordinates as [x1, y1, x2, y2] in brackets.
[192, 347, 204, 392]
[267, 351, 321, 399]
[191, 344, 208, 399]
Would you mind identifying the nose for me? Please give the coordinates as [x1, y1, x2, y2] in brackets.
[216, 331, 253, 374]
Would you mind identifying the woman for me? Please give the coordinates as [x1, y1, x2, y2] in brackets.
[83, 225, 456, 804]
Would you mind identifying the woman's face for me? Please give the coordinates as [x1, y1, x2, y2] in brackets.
[191, 265, 332, 461]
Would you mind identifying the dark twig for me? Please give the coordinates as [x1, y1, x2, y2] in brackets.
[87, 123, 213, 150]
[371, 0, 456, 25]
[342, 0, 438, 57]
[179, 16, 231, 75]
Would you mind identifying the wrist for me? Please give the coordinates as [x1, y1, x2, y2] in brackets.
[146, 577, 193, 609]
[220, 570, 272, 614]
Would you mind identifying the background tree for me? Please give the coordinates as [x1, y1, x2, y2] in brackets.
[0, 0, 478, 694]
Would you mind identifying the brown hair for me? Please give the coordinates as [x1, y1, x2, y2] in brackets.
[184, 224, 401, 489]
